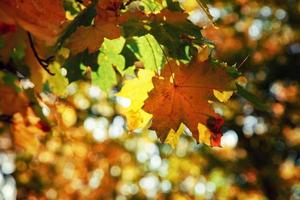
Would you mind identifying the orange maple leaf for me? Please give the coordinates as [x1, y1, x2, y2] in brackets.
[67, 14, 121, 55]
[0, 0, 66, 44]
[143, 59, 232, 146]
[67, 0, 126, 54]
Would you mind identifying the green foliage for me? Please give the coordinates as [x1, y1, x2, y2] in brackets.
[121, 16, 203, 62]
[1, 72, 20, 92]
[139, 0, 164, 13]
[63, 50, 98, 82]
[127, 34, 165, 72]
[120, 19, 148, 37]
[10, 44, 25, 61]
[149, 21, 202, 62]
[92, 37, 126, 91]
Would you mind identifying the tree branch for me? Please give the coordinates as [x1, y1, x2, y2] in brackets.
[27, 32, 55, 75]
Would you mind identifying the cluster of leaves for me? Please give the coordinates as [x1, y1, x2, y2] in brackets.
[0, 0, 299, 199]
[0, 0, 262, 148]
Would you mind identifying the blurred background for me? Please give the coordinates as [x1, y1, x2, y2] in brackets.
[1, 0, 300, 199]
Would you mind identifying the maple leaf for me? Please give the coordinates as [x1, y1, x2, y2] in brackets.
[67, 7, 188, 55]
[0, 0, 66, 44]
[143, 59, 232, 146]
[127, 34, 166, 72]
[92, 37, 126, 91]
[48, 61, 69, 96]
[67, 18, 121, 55]
[116, 69, 154, 130]
[67, 1, 125, 55]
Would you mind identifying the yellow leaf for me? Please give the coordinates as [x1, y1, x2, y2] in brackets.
[57, 47, 70, 59]
[165, 123, 185, 148]
[48, 61, 69, 97]
[116, 69, 154, 130]
[125, 109, 152, 131]
[197, 123, 211, 146]
[179, 0, 199, 12]
[117, 69, 154, 108]
[213, 89, 233, 102]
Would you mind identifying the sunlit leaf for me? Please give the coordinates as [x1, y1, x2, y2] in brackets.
[213, 90, 233, 103]
[48, 61, 69, 96]
[197, 123, 211, 146]
[143, 58, 232, 146]
[116, 69, 154, 130]
[127, 34, 165, 72]
[92, 37, 126, 91]
[165, 123, 185, 148]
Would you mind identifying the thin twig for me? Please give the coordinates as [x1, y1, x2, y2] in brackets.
[27, 32, 55, 75]
[237, 54, 250, 69]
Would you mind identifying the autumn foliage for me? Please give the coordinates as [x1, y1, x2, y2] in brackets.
[1, 0, 298, 199]
[143, 59, 231, 145]
[0, 0, 242, 148]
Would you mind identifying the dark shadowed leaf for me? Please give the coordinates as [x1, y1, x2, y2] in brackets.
[56, 0, 98, 49]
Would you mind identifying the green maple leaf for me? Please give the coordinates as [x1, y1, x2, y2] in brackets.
[127, 34, 165, 72]
[92, 37, 126, 91]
